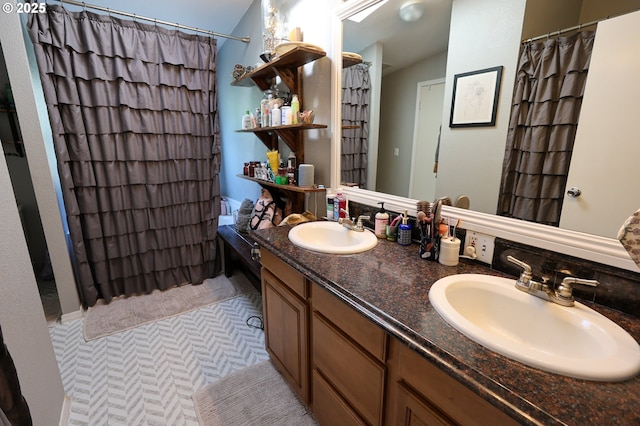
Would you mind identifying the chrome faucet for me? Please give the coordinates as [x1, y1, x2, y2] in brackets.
[338, 209, 370, 232]
[507, 256, 599, 307]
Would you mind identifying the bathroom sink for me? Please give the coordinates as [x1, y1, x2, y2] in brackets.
[288, 221, 378, 254]
[429, 274, 640, 381]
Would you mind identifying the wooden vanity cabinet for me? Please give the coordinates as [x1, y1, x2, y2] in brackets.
[260, 248, 519, 425]
[260, 249, 309, 403]
[310, 281, 388, 426]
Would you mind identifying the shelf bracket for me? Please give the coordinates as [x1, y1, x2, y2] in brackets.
[253, 131, 278, 151]
[275, 128, 304, 163]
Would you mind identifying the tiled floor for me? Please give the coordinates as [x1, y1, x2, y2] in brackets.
[48, 274, 268, 425]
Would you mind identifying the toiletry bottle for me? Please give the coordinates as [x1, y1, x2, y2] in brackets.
[375, 202, 389, 239]
[242, 109, 252, 129]
[334, 190, 347, 220]
[287, 151, 297, 185]
[326, 190, 335, 220]
[398, 210, 412, 246]
[260, 98, 269, 127]
[271, 104, 281, 127]
[291, 94, 300, 124]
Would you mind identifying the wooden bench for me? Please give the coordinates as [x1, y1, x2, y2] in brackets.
[218, 224, 261, 292]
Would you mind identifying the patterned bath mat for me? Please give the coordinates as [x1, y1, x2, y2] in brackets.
[192, 361, 318, 426]
[83, 273, 254, 341]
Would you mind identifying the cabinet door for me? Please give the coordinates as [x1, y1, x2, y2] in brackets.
[262, 268, 309, 403]
[396, 382, 453, 426]
[312, 369, 367, 426]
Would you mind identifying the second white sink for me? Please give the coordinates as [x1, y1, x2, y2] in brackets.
[429, 274, 640, 381]
[288, 221, 378, 254]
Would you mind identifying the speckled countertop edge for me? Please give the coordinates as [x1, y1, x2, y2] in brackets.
[251, 225, 640, 426]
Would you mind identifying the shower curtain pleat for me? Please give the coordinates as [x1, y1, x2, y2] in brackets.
[497, 31, 594, 227]
[341, 65, 370, 187]
[28, 5, 221, 306]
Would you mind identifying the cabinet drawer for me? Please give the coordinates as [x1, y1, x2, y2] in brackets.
[312, 312, 385, 426]
[396, 340, 519, 426]
[312, 369, 366, 426]
[396, 381, 452, 426]
[261, 249, 307, 299]
[311, 282, 387, 362]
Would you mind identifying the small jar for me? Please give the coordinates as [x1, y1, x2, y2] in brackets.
[243, 162, 250, 175]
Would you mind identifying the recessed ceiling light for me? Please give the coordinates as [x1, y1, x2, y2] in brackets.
[399, 1, 425, 22]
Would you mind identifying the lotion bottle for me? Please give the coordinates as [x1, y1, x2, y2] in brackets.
[291, 94, 300, 124]
[374, 202, 389, 238]
[241, 109, 252, 129]
[271, 104, 281, 126]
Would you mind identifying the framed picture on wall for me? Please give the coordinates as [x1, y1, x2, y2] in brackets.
[449, 66, 503, 128]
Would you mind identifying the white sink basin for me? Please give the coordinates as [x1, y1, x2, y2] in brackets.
[429, 274, 640, 381]
[288, 221, 378, 254]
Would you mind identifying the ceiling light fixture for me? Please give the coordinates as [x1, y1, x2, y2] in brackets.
[399, 0, 425, 22]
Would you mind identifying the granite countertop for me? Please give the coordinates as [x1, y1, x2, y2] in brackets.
[251, 225, 640, 426]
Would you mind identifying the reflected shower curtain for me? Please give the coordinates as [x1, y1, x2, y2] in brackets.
[497, 31, 594, 226]
[341, 64, 370, 187]
[28, 5, 221, 306]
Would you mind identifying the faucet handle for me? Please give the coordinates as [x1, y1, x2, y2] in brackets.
[556, 277, 599, 297]
[507, 256, 532, 278]
[356, 215, 370, 224]
[552, 277, 599, 306]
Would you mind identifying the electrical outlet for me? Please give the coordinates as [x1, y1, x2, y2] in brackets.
[464, 231, 495, 265]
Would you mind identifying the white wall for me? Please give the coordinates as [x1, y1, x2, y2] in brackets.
[436, 0, 526, 213]
[0, 133, 65, 426]
[1, 2, 80, 316]
[376, 51, 447, 197]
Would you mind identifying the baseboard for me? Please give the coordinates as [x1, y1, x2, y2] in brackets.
[60, 308, 83, 324]
[59, 394, 72, 426]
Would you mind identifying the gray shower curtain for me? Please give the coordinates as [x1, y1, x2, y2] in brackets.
[341, 64, 370, 187]
[28, 5, 221, 306]
[497, 31, 595, 226]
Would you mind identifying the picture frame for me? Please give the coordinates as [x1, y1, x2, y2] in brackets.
[449, 66, 503, 128]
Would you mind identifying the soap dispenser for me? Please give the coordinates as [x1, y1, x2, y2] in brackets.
[374, 202, 389, 239]
[397, 210, 412, 246]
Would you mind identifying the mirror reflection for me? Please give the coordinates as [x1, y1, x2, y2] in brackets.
[340, 0, 640, 238]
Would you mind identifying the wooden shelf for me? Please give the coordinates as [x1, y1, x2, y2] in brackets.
[237, 123, 327, 161]
[237, 174, 325, 194]
[231, 46, 326, 92]
[232, 45, 326, 213]
[237, 174, 325, 212]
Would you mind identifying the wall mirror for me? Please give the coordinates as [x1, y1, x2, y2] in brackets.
[330, 0, 640, 272]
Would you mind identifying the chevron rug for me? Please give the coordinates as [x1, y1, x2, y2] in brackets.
[84, 274, 254, 341]
[193, 361, 318, 426]
[50, 282, 269, 425]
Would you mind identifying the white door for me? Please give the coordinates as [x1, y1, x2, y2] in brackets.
[559, 11, 640, 238]
[409, 80, 445, 200]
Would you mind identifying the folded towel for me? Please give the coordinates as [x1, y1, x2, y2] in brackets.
[617, 208, 640, 268]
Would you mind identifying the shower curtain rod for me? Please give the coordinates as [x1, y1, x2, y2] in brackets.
[52, 0, 251, 43]
[522, 9, 639, 43]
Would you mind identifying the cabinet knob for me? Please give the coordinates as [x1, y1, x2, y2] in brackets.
[251, 243, 261, 262]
